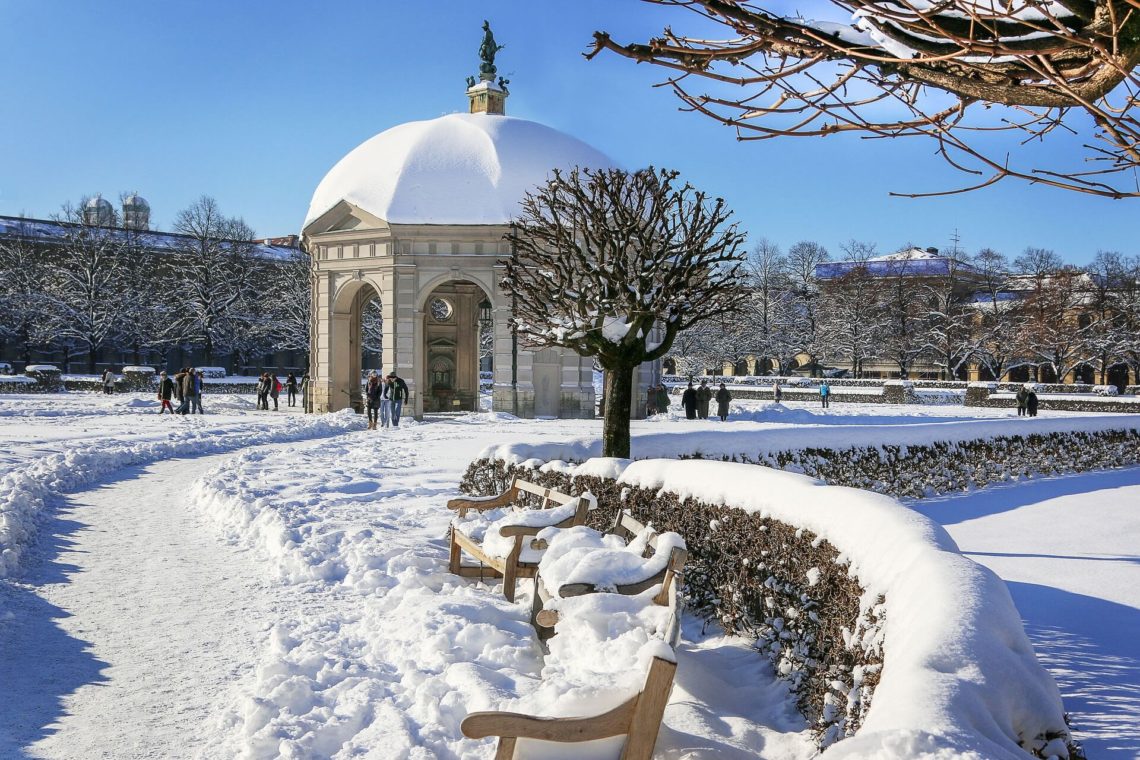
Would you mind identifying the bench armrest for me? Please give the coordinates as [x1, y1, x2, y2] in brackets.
[446, 492, 515, 513]
[461, 697, 637, 742]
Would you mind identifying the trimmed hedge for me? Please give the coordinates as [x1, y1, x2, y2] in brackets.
[458, 427, 1134, 752]
[459, 459, 885, 748]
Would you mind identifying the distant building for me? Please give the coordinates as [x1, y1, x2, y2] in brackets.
[0, 200, 304, 375]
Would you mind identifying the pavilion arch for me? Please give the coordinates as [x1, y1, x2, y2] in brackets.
[326, 276, 384, 412]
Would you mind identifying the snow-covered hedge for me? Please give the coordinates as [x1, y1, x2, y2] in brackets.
[459, 457, 1078, 759]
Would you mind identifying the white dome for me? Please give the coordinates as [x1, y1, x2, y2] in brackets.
[85, 196, 113, 210]
[304, 113, 617, 229]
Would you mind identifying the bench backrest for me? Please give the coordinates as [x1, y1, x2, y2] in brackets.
[511, 478, 576, 510]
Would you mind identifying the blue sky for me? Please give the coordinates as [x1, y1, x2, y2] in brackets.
[1, 1, 1134, 265]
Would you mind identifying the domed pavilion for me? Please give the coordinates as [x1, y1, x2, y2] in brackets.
[303, 34, 657, 419]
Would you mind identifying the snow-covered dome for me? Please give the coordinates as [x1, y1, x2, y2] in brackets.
[304, 113, 616, 229]
[83, 196, 115, 226]
[122, 193, 150, 210]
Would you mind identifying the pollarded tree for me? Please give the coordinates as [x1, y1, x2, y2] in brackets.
[503, 166, 746, 457]
[590, 0, 1140, 198]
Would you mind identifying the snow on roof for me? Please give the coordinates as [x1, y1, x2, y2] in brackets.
[817, 248, 983, 280]
[0, 215, 299, 261]
[303, 113, 618, 229]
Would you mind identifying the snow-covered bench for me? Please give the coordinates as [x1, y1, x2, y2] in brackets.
[447, 479, 593, 602]
[462, 517, 684, 760]
[461, 650, 677, 760]
[530, 512, 687, 641]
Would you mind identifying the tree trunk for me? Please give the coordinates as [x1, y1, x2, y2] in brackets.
[88, 346, 97, 375]
[602, 361, 635, 458]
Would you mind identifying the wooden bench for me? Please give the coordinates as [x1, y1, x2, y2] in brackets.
[447, 479, 590, 603]
[462, 516, 685, 759]
[531, 511, 687, 640]
[461, 653, 677, 760]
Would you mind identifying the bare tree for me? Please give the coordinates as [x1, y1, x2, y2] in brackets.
[0, 218, 64, 365]
[503, 167, 746, 457]
[878, 255, 929, 378]
[784, 240, 830, 375]
[922, 254, 975, 379]
[590, 0, 1140, 198]
[48, 203, 129, 373]
[169, 197, 256, 364]
[970, 248, 1023, 381]
[819, 267, 885, 377]
[1083, 250, 1128, 383]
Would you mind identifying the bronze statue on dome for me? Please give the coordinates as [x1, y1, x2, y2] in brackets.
[479, 20, 504, 76]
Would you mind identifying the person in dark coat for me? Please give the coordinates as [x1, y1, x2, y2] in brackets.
[179, 366, 199, 415]
[1015, 386, 1028, 416]
[715, 383, 732, 421]
[387, 371, 409, 426]
[696, 379, 713, 419]
[157, 371, 175, 414]
[773, 381, 782, 403]
[101, 368, 115, 395]
[681, 382, 698, 420]
[655, 384, 670, 415]
[365, 373, 382, 430]
[286, 372, 298, 407]
[1026, 387, 1039, 417]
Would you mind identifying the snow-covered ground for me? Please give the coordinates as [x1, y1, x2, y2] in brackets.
[0, 392, 1136, 757]
[913, 469, 1140, 759]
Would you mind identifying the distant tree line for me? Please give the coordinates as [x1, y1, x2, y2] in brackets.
[0, 196, 310, 374]
[674, 240, 1140, 386]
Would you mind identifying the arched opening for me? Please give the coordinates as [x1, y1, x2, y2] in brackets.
[1107, 363, 1130, 391]
[421, 279, 492, 413]
[328, 279, 382, 413]
[361, 294, 383, 376]
[733, 359, 749, 377]
[662, 357, 677, 375]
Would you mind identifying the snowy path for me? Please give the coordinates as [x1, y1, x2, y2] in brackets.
[0, 452, 293, 759]
[913, 467, 1140, 759]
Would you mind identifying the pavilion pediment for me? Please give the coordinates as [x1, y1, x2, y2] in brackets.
[304, 200, 389, 236]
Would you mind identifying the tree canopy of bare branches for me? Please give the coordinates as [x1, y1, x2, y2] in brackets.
[589, 0, 1140, 197]
[503, 166, 746, 456]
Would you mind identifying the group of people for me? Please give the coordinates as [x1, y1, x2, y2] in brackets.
[157, 367, 205, 415]
[1016, 385, 1040, 417]
[256, 372, 300, 411]
[365, 371, 410, 430]
[678, 379, 733, 421]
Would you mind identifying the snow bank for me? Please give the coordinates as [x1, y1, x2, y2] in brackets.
[0, 410, 364, 581]
[612, 459, 1072, 760]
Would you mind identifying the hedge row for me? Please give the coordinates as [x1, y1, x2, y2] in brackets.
[459, 459, 885, 748]
[459, 427, 1134, 751]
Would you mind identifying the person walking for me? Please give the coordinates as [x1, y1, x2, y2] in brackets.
[301, 372, 310, 410]
[387, 371, 409, 426]
[696, 379, 712, 419]
[819, 381, 831, 409]
[286, 372, 298, 407]
[681, 381, 697, 420]
[715, 382, 732, 421]
[378, 375, 393, 428]
[180, 366, 199, 415]
[655, 384, 671, 416]
[173, 368, 188, 414]
[1015, 385, 1028, 416]
[646, 385, 658, 417]
[256, 372, 270, 411]
[773, 381, 782, 403]
[157, 371, 175, 414]
[269, 374, 281, 411]
[101, 368, 115, 395]
[190, 369, 205, 414]
[1026, 387, 1039, 417]
[365, 373, 382, 430]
